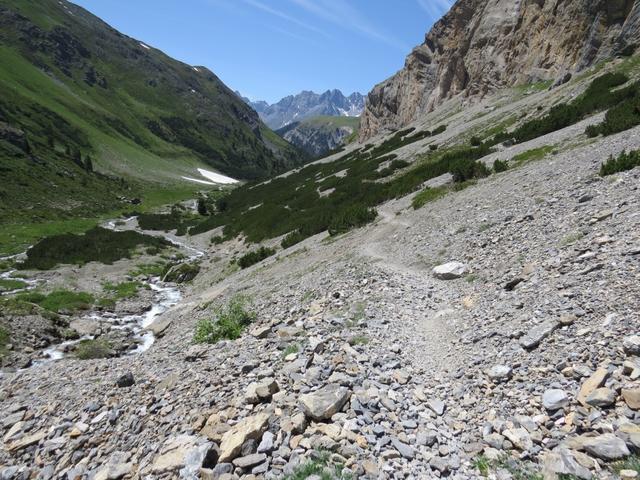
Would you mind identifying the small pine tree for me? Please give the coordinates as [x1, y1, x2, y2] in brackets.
[72, 149, 83, 168]
[24, 139, 32, 154]
[197, 198, 208, 216]
[493, 159, 509, 173]
[84, 155, 93, 172]
[47, 137, 55, 148]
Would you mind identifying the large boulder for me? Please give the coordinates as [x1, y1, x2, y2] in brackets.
[151, 435, 217, 476]
[218, 413, 270, 463]
[582, 434, 630, 460]
[300, 384, 351, 421]
[432, 261, 468, 280]
[162, 262, 200, 283]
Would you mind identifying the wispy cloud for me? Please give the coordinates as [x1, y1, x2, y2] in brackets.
[266, 25, 322, 46]
[416, 0, 454, 20]
[288, 0, 410, 51]
[241, 0, 330, 38]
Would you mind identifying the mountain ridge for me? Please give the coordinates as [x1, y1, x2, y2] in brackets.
[240, 89, 364, 130]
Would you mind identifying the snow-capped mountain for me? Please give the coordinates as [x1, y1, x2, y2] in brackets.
[239, 89, 365, 130]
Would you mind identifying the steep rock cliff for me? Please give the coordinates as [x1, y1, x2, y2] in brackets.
[360, 0, 640, 139]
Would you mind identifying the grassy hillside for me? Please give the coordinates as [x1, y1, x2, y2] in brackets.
[0, 0, 304, 226]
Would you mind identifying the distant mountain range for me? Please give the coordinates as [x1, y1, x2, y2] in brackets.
[237, 90, 365, 130]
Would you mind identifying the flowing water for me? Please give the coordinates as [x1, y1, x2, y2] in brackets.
[4, 216, 204, 366]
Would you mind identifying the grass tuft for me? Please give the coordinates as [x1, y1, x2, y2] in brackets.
[412, 186, 448, 209]
[193, 295, 256, 344]
[0, 278, 28, 291]
[282, 343, 300, 358]
[103, 281, 143, 300]
[16, 290, 94, 313]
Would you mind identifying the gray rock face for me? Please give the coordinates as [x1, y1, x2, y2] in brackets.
[277, 118, 358, 158]
[360, 0, 640, 139]
[300, 384, 351, 421]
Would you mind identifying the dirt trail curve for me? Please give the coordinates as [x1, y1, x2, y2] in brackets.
[359, 201, 464, 373]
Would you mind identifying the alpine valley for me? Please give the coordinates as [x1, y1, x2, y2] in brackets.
[2, 1, 640, 480]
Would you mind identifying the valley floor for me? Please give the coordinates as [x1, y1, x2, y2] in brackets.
[1, 124, 640, 479]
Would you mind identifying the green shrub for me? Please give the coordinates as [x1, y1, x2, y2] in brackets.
[237, 246, 276, 269]
[621, 43, 638, 57]
[449, 158, 491, 183]
[16, 290, 94, 313]
[432, 124, 447, 135]
[586, 97, 640, 137]
[189, 140, 491, 246]
[600, 149, 640, 176]
[429, 144, 438, 151]
[491, 73, 634, 145]
[412, 186, 448, 209]
[328, 205, 377, 236]
[470, 136, 482, 147]
[18, 227, 170, 270]
[138, 209, 200, 236]
[75, 339, 113, 360]
[193, 295, 256, 344]
[493, 159, 509, 173]
[281, 230, 306, 249]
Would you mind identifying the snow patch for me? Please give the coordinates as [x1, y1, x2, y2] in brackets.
[140, 43, 151, 50]
[193, 67, 200, 72]
[182, 176, 217, 186]
[197, 168, 238, 185]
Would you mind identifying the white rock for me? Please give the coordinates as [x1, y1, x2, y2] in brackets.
[432, 261, 468, 280]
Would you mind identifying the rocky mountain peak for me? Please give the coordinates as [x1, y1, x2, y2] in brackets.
[243, 89, 365, 129]
[360, 0, 640, 140]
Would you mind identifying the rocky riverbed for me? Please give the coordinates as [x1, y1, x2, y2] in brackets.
[1, 115, 640, 479]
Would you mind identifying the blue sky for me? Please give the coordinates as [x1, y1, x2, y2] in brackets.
[72, 0, 453, 104]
